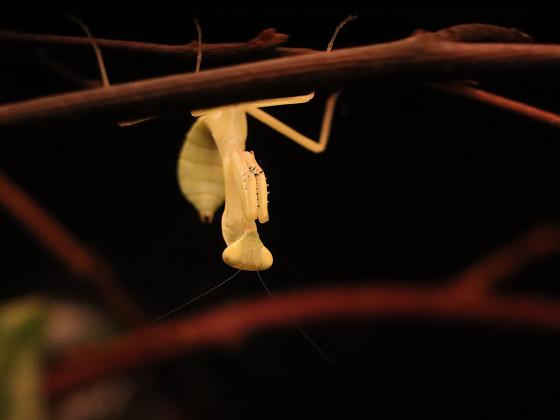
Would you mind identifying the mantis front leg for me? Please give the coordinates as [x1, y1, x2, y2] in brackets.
[221, 151, 272, 271]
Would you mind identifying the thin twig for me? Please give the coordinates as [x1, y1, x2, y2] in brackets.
[428, 82, 560, 128]
[0, 28, 305, 58]
[0, 171, 146, 326]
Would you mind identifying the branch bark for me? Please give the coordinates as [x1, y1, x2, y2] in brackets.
[2, 36, 560, 143]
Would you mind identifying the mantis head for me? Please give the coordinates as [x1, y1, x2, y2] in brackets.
[222, 226, 273, 271]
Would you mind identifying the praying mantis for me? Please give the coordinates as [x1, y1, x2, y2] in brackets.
[177, 18, 352, 272]
[177, 92, 340, 271]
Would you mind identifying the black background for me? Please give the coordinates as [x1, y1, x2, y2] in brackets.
[2, 6, 560, 419]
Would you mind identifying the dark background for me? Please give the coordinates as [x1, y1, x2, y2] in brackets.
[1, 6, 560, 419]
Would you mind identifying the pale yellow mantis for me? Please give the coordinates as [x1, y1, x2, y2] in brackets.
[177, 93, 340, 271]
[178, 17, 353, 271]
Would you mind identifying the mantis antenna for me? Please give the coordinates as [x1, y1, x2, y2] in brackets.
[151, 269, 241, 322]
[256, 271, 334, 363]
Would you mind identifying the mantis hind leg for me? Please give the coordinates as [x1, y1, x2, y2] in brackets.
[245, 91, 340, 154]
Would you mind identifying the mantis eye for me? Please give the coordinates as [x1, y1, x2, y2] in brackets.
[222, 227, 273, 271]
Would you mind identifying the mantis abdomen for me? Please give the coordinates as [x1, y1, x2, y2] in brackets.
[177, 118, 225, 223]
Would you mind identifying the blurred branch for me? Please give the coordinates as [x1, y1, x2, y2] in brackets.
[448, 222, 560, 296]
[46, 223, 560, 396]
[3, 27, 560, 142]
[0, 171, 146, 327]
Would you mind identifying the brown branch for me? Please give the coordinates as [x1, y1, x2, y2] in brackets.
[428, 82, 560, 128]
[0, 170, 146, 327]
[2, 36, 560, 143]
[0, 28, 306, 58]
[45, 223, 560, 396]
[5, 21, 537, 129]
